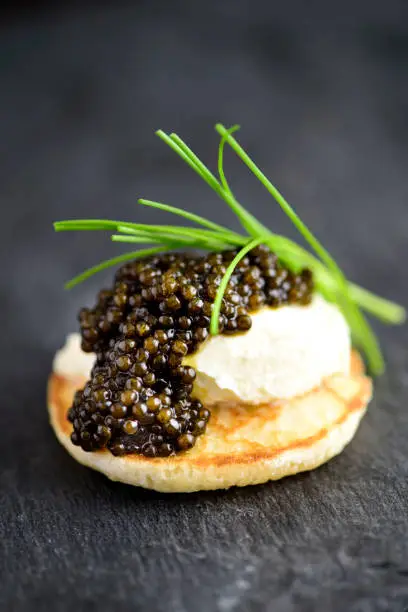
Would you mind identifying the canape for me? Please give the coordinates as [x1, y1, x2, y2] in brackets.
[48, 124, 404, 492]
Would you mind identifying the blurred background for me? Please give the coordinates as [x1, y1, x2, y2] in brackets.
[2, 0, 407, 365]
[2, 3, 408, 610]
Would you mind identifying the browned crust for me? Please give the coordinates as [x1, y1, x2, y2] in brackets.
[48, 350, 371, 469]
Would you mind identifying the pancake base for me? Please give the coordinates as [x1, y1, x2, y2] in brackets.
[48, 351, 372, 493]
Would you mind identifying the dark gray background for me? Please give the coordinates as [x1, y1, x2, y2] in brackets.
[1, 1, 408, 610]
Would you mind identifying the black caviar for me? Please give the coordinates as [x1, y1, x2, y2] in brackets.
[69, 246, 313, 457]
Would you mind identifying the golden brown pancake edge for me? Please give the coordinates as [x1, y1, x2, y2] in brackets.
[47, 350, 372, 492]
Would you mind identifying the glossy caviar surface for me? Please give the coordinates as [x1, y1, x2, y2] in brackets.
[69, 246, 313, 457]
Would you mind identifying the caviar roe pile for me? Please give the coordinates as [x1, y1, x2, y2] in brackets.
[69, 245, 313, 458]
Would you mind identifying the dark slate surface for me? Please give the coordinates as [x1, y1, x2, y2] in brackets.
[1, 2, 408, 610]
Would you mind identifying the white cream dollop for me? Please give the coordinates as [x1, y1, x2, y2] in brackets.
[184, 294, 350, 404]
[53, 333, 95, 377]
[53, 294, 351, 403]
